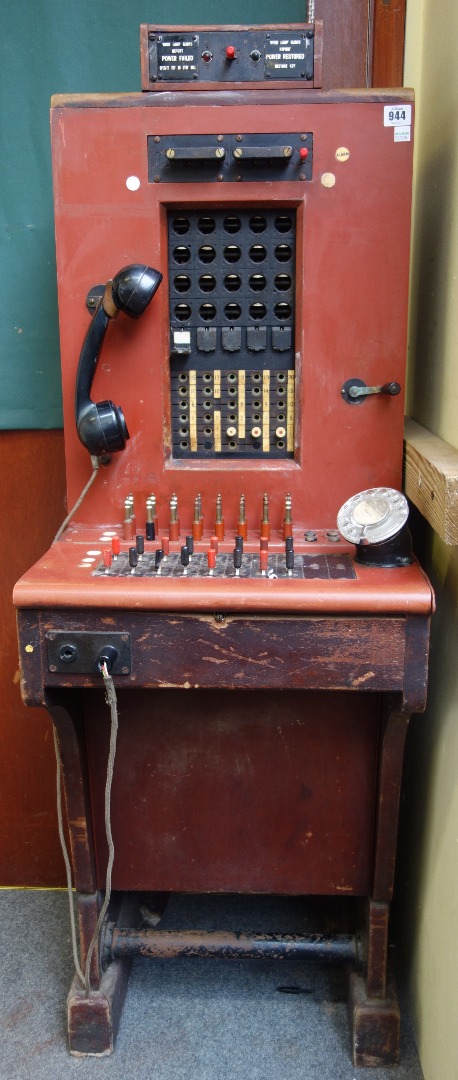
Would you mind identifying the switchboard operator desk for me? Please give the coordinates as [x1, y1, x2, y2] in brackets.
[14, 525, 432, 1066]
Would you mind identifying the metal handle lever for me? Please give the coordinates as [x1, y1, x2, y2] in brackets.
[349, 382, 401, 399]
[341, 378, 401, 404]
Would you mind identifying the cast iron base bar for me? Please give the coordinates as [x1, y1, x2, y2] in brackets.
[108, 928, 363, 964]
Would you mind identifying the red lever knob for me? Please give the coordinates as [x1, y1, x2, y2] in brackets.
[226, 45, 236, 60]
[299, 147, 309, 161]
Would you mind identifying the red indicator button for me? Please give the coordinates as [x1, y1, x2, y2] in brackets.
[225, 45, 236, 60]
[299, 147, 309, 161]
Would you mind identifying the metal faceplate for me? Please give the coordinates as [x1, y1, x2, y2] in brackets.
[148, 132, 313, 185]
[46, 631, 132, 675]
[93, 553, 356, 580]
[146, 28, 315, 86]
[167, 207, 296, 459]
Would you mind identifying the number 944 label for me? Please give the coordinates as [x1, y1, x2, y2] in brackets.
[384, 104, 412, 127]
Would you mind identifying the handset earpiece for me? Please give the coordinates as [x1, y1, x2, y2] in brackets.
[75, 263, 162, 456]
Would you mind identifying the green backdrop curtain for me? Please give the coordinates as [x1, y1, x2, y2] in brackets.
[1, 1, 305, 428]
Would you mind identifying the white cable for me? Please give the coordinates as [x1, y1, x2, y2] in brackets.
[53, 455, 100, 543]
[53, 728, 85, 986]
[83, 664, 119, 995]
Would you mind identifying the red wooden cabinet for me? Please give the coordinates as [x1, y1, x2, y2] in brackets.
[14, 85, 431, 1065]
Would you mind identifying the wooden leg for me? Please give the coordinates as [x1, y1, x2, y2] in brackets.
[348, 970, 400, 1067]
[348, 695, 409, 1066]
[68, 891, 141, 1054]
[68, 959, 132, 1056]
[46, 691, 133, 1053]
[348, 899, 400, 1066]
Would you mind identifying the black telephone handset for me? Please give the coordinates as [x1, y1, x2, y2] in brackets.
[75, 263, 162, 455]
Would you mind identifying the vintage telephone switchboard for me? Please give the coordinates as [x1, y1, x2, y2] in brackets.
[14, 22, 432, 1067]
